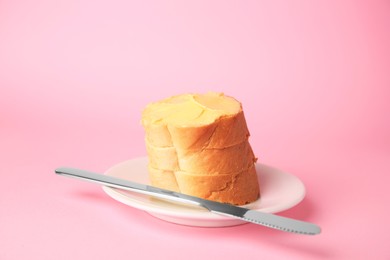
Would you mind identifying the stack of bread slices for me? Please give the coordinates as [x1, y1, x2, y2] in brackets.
[141, 92, 259, 205]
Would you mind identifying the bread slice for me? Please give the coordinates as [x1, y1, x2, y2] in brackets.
[167, 111, 250, 150]
[145, 139, 179, 171]
[148, 164, 259, 205]
[146, 138, 257, 174]
[148, 165, 180, 192]
[144, 111, 250, 150]
[175, 164, 259, 205]
[175, 140, 256, 174]
[142, 93, 249, 150]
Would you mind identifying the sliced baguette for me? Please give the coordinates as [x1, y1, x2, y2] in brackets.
[142, 92, 260, 205]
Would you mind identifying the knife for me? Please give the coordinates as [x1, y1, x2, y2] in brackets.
[55, 167, 321, 235]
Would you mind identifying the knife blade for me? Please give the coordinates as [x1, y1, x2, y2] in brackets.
[55, 167, 321, 235]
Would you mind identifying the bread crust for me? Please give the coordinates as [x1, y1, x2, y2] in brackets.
[148, 165, 180, 192]
[148, 164, 259, 205]
[176, 140, 257, 174]
[146, 138, 257, 174]
[146, 139, 179, 171]
[145, 111, 250, 150]
[145, 123, 173, 147]
[176, 164, 259, 205]
[168, 111, 250, 150]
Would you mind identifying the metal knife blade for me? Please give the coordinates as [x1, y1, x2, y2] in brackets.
[55, 167, 321, 235]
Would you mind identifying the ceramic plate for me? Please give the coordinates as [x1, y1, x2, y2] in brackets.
[102, 157, 305, 227]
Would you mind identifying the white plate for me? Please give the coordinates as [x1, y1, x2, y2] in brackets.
[102, 157, 306, 227]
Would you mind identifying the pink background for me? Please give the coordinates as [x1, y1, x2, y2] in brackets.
[1, 0, 389, 259]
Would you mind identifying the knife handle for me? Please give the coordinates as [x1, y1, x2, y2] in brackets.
[55, 167, 202, 207]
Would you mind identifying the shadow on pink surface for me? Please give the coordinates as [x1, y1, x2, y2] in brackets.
[278, 198, 319, 223]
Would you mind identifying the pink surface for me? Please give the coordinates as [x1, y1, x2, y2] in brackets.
[1, 0, 389, 259]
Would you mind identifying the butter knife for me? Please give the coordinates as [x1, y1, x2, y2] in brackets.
[55, 167, 321, 235]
